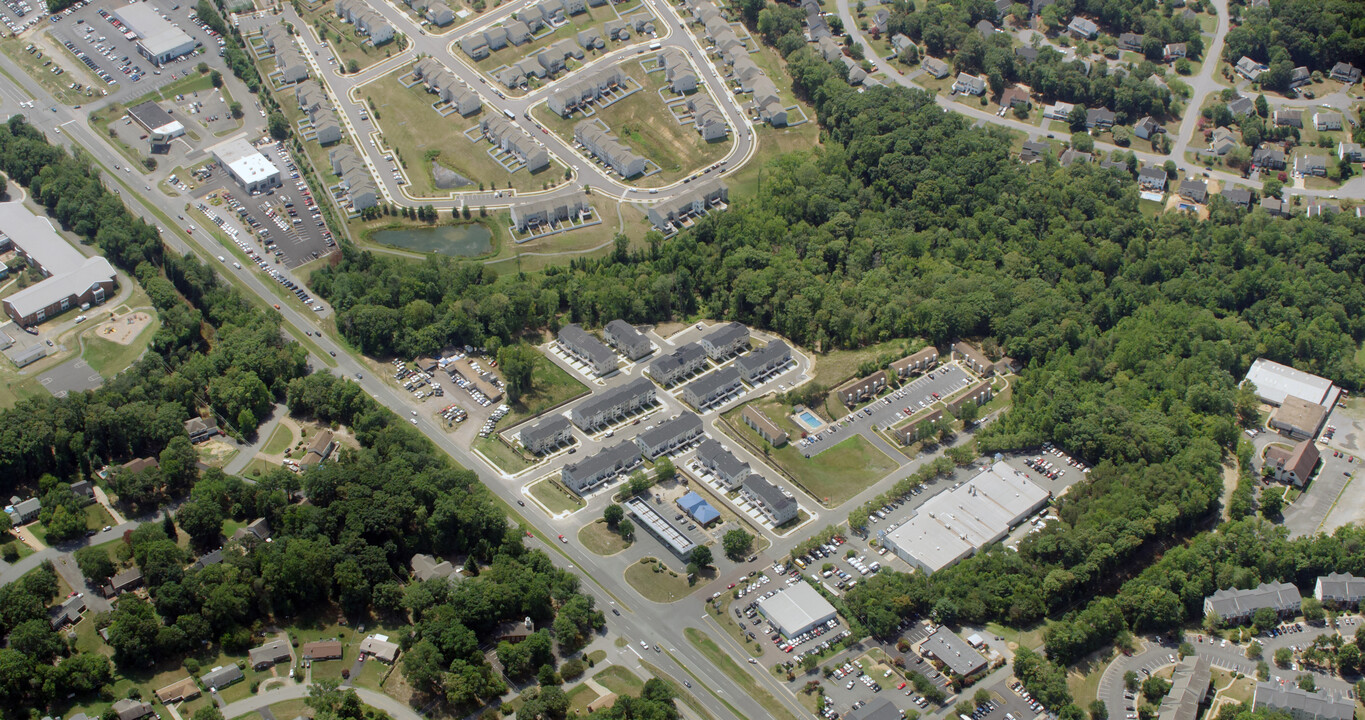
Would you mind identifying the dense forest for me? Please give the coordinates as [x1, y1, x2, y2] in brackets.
[1224, 0, 1365, 87]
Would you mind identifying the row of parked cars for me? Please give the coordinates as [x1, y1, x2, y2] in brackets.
[1009, 679, 1047, 715]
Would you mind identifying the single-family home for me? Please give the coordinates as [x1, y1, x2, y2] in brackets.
[1273, 109, 1302, 127]
[1252, 146, 1286, 169]
[952, 72, 987, 96]
[1235, 56, 1266, 81]
[1178, 179, 1207, 203]
[922, 57, 949, 79]
[1295, 153, 1329, 177]
[1135, 116, 1162, 139]
[1314, 112, 1343, 131]
[1330, 62, 1361, 85]
[1086, 107, 1116, 129]
[1220, 186, 1253, 209]
[1067, 16, 1097, 39]
[1211, 127, 1237, 155]
[1138, 166, 1168, 191]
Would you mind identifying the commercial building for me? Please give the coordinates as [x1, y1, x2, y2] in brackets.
[682, 366, 743, 410]
[448, 357, 504, 402]
[410, 553, 458, 582]
[1253, 682, 1354, 720]
[626, 497, 694, 558]
[248, 638, 292, 670]
[700, 323, 749, 359]
[882, 461, 1050, 574]
[694, 438, 751, 489]
[604, 319, 652, 360]
[113, 3, 196, 65]
[741, 405, 787, 446]
[561, 441, 642, 494]
[1203, 582, 1302, 624]
[0, 204, 118, 327]
[1270, 395, 1331, 441]
[677, 491, 720, 525]
[1243, 359, 1340, 409]
[847, 699, 903, 720]
[920, 627, 987, 677]
[212, 138, 282, 195]
[647, 342, 708, 386]
[756, 583, 836, 638]
[201, 664, 245, 690]
[735, 340, 790, 383]
[569, 377, 656, 431]
[740, 474, 796, 525]
[634, 412, 704, 459]
[302, 641, 343, 661]
[558, 324, 618, 375]
[891, 346, 939, 377]
[1314, 572, 1365, 607]
[1158, 656, 1212, 720]
[127, 101, 185, 144]
[1262, 440, 1319, 486]
[837, 370, 887, 407]
[520, 415, 574, 455]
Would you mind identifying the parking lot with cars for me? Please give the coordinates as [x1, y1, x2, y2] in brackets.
[1, 0, 61, 36]
[198, 141, 336, 268]
[800, 363, 981, 457]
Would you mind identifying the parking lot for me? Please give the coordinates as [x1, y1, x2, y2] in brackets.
[197, 141, 337, 268]
[0, 0, 55, 36]
[800, 362, 980, 457]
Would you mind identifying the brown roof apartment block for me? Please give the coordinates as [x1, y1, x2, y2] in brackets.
[890, 346, 939, 377]
[953, 341, 994, 376]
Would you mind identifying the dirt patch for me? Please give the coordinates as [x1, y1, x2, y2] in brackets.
[94, 312, 153, 345]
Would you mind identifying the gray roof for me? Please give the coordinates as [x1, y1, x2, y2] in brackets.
[0, 204, 117, 320]
[573, 377, 655, 422]
[247, 638, 291, 667]
[563, 440, 641, 481]
[696, 438, 749, 481]
[847, 698, 902, 720]
[1205, 581, 1302, 619]
[684, 366, 741, 401]
[559, 324, 616, 368]
[1315, 572, 1365, 602]
[1158, 655, 1211, 720]
[920, 627, 988, 676]
[1139, 167, 1167, 183]
[1221, 187, 1253, 206]
[741, 474, 793, 516]
[736, 340, 789, 377]
[605, 319, 650, 353]
[702, 322, 748, 351]
[649, 342, 707, 379]
[522, 414, 571, 447]
[1254, 682, 1354, 720]
[201, 663, 244, 689]
[1243, 358, 1337, 406]
[636, 412, 702, 450]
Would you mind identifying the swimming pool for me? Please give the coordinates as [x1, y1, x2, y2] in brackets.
[797, 411, 823, 430]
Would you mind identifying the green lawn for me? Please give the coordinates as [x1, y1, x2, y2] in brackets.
[242, 457, 280, 479]
[528, 477, 585, 515]
[566, 683, 602, 714]
[578, 519, 631, 556]
[532, 62, 733, 186]
[684, 628, 799, 720]
[362, 67, 564, 197]
[474, 436, 533, 474]
[593, 665, 645, 698]
[1, 38, 95, 105]
[303, 1, 397, 73]
[0, 534, 35, 561]
[262, 424, 295, 455]
[503, 355, 590, 427]
[82, 316, 160, 379]
[351, 659, 389, 691]
[624, 558, 696, 603]
[723, 399, 899, 507]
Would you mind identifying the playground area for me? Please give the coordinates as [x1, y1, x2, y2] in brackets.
[94, 312, 153, 345]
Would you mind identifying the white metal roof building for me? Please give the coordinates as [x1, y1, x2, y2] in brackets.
[1243, 358, 1341, 408]
[0, 204, 117, 327]
[882, 460, 1050, 574]
[211, 138, 282, 194]
[756, 582, 836, 638]
[113, 3, 196, 65]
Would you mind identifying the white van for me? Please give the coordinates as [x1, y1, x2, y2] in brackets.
[232, 261, 241, 269]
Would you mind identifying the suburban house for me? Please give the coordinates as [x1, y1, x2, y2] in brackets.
[922, 57, 949, 79]
[48, 593, 86, 630]
[248, 639, 293, 670]
[1339, 142, 1364, 162]
[202, 664, 245, 690]
[154, 677, 200, 704]
[104, 568, 143, 598]
[1235, 56, 1266, 81]
[953, 341, 994, 376]
[1262, 440, 1319, 486]
[1118, 33, 1143, 52]
[1227, 95, 1255, 117]
[569, 377, 656, 431]
[1260, 197, 1287, 216]
[112, 700, 154, 720]
[185, 416, 220, 443]
[1313, 111, 1343, 131]
[1138, 167, 1168, 191]
[359, 635, 400, 663]
[8, 496, 41, 524]
[1211, 127, 1236, 155]
[1220, 186, 1253, 209]
[302, 640, 344, 661]
[1314, 573, 1365, 607]
[1086, 107, 1116, 129]
[603, 320, 653, 361]
[837, 370, 887, 407]
[999, 86, 1031, 109]
[1164, 42, 1186, 60]
[69, 480, 95, 503]
[231, 518, 271, 544]
[299, 429, 335, 469]
[633, 412, 704, 459]
[1330, 62, 1361, 85]
[520, 415, 574, 455]
[742, 405, 787, 447]
[1294, 153, 1329, 178]
[952, 72, 987, 96]
[1252, 146, 1286, 169]
[1135, 116, 1162, 139]
[1067, 16, 1097, 39]
[410, 553, 458, 582]
[740, 475, 797, 526]
[558, 324, 618, 375]
[1178, 179, 1208, 203]
[1044, 101, 1075, 120]
[1288, 66, 1310, 89]
[1203, 581, 1302, 624]
[1273, 109, 1302, 127]
[891, 346, 939, 377]
[1019, 141, 1050, 163]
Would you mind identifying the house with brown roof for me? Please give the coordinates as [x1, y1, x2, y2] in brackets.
[122, 457, 160, 474]
[303, 640, 344, 661]
[741, 405, 787, 447]
[155, 677, 201, 704]
[1263, 440, 1319, 487]
[947, 380, 994, 417]
[104, 567, 143, 597]
[953, 342, 994, 377]
[300, 429, 336, 468]
[1269, 396, 1329, 440]
[890, 346, 939, 377]
[999, 86, 1031, 109]
[231, 518, 271, 544]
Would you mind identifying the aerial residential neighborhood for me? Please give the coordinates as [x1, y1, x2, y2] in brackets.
[0, 0, 1363, 720]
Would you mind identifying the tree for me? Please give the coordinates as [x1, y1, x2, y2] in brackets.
[1252, 607, 1279, 634]
[1246, 641, 1263, 660]
[229, 102, 243, 119]
[210, 70, 223, 87]
[9, 619, 64, 662]
[496, 344, 538, 403]
[722, 529, 754, 561]
[1274, 647, 1293, 667]
[1178, 641, 1194, 658]
[191, 707, 224, 720]
[974, 689, 992, 707]
[176, 498, 223, 548]
[1296, 674, 1315, 692]
[401, 639, 444, 694]
[1301, 598, 1325, 623]
[1337, 643, 1360, 674]
[268, 112, 290, 141]
[1070, 132, 1095, 153]
[74, 545, 116, 583]
[691, 544, 713, 568]
[617, 518, 634, 540]
[1260, 488, 1284, 518]
[654, 456, 676, 484]
[1089, 700, 1108, 720]
[603, 504, 624, 528]
[347, 59, 360, 74]
[1068, 105, 1089, 132]
[1123, 671, 1139, 693]
[1141, 676, 1171, 703]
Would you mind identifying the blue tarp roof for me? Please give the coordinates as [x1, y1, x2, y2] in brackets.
[677, 491, 707, 513]
[690, 502, 720, 524]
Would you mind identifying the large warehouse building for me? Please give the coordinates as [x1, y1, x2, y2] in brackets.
[211, 138, 282, 194]
[881, 460, 1050, 574]
[1244, 359, 1341, 441]
[756, 582, 836, 639]
[0, 204, 117, 327]
[113, 3, 196, 65]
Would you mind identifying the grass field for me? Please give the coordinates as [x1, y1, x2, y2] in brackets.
[566, 683, 601, 714]
[82, 317, 160, 379]
[242, 457, 279, 479]
[503, 354, 590, 426]
[684, 628, 799, 720]
[532, 62, 732, 186]
[578, 519, 631, 556]
[363, 68, 565, 197]
[528, 477, 585, 515]
[594, 664, 645, 698]
[268, 700, 312, 720]
[624, 558, 696, 603]
[723, 398, 899, 507]
[474, 436, 533, 473]
[1, 37, 95, 105]
[262, 424, 295, 455]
